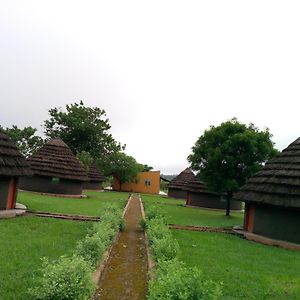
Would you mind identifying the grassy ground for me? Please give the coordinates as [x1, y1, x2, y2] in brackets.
[0, 216, 91, 300]
[18, 190, 129, 216]
[173, 230, 300, 299]
[142, 194, 243, 227]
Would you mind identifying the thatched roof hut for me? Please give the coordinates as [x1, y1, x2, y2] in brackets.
[184, 178, 242, 210]
[234, 137, 300, 244]
[0, 128, 31, 210]
[167, 168, 196, 199]
[83, 163, 106, 190]
[19, 138, 88, 195]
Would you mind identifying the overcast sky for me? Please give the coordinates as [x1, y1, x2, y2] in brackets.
[1, 1, 300, 174]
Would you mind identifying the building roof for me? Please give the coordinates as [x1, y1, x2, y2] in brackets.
[183, 178, 216, 195]
[87, 163, 106, 182]
[168, 168, 196, 190]
[0, 128, 32, 177]
[27, 138, 88, 181]
[234, 137, 300, 208]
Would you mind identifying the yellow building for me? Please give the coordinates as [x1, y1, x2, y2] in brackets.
[112, 171, 160, 194]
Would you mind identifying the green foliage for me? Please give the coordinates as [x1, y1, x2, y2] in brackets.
[188, 118, 278, 215]
[75, 203, 124, 267]
[44, 101, 123, 162]
[148, 260, 223, 300]
[147, 217, 179, 262]
[28, 256, 95, 300]
[144, 205, 166, 222]
[76, 150, 94, 169]
[106, 151, 144, 189]
[139, 218, 147, 231]
[5, 125, 44, 157]
[75, 234, 106, 266]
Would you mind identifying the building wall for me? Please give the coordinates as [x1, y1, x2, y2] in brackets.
[248, 204, 300, 244]
[19, 175, 83, 195]
[0, 177, 18, 210]
[112, 171, 160, 194]
[83, 180, 103, 190]
[168, 188, 187, 200]
[187, 191, 242, 210]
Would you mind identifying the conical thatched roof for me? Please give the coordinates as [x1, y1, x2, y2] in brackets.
[234, 137, 300, 208]
[183, 178, 217, 195]
[168, 168, 196, 189]
[0, 128, 32, 177]
[27, 138, 88, 181]
[87, 163, 105, 182]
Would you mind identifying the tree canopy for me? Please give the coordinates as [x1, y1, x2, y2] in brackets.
[106, 152, 144, 190]
[188, 118, 278, 215]
[44, 101, 123, 161]
[5, 125, 44, 157]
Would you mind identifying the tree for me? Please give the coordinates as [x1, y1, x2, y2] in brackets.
[188, 118, 278, 216]
[106, 152, 144, 191]
[76, 151, 93, 170]
[5, 125, 44, 157]
[44, 101, 123, 161]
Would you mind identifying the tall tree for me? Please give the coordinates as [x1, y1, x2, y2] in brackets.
[44, 101, 123, 161]
[106, 152, 144, 191]
[188, 118, 278, 216]
[5, 125, 44, 157]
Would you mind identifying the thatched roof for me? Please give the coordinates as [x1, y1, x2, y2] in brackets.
[234, 137, 300, 208]
[183, 178, 217, 195]
[168, 168, 196, 190]
[0, 128, 32, 177]
[87, 163, 105, 182]
[27, 138, 88, 181]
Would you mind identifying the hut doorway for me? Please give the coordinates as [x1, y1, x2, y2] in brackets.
[6, 178, 18, 209]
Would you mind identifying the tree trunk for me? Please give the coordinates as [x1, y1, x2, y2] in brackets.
[226, 191, 233, 217]
[119, 182, 122, 191]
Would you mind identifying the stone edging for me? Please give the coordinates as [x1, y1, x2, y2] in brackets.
[138, 194, 155, 277]
[92, 193, 133, 286]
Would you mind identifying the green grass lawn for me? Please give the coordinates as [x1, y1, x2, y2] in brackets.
[0, 216, 91, 300]
[142, 194, 243, 227]
[173, 230, 300, 299]
[18, 190, 129, 216]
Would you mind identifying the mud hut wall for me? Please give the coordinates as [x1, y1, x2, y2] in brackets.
[0, 177, 18, 210]
[250, 204, 300, 244]
[83, 180, 103, 190]
[168, 188, 187, 199]
[19, 175, 83, 195]
[189, 192, 242, 210]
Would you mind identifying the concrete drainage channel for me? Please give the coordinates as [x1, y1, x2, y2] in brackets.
[93, 194, 148, 300]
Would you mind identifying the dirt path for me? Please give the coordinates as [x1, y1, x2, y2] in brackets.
[95, 195, 148, 300]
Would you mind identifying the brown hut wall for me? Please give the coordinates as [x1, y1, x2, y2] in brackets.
[19, 175, 83, 195]
[168, 188, 187, 199]
[252, 204, 300, 244]
[83, 181, 103, 190]
[0, 177, 10, 209]
[188, 192, 242, 210]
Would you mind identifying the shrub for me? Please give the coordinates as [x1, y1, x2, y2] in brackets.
[139, 218, 147, 231]
[145, 205, 166, 221]
[151, 235, 179, 262]
[147, 218, 171, 242]
[75, 234, 106, 266]
[148, 260, 223, 300]
[28, 256, 95, 300]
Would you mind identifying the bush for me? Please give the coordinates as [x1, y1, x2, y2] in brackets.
[148, 260, 222, 300]
[75, 234, 106, 266]
[139, 218, 147, 231]
[28, 256, 95, 300]
[151, 236, 179, 262]
[145, 205, 166, 221]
